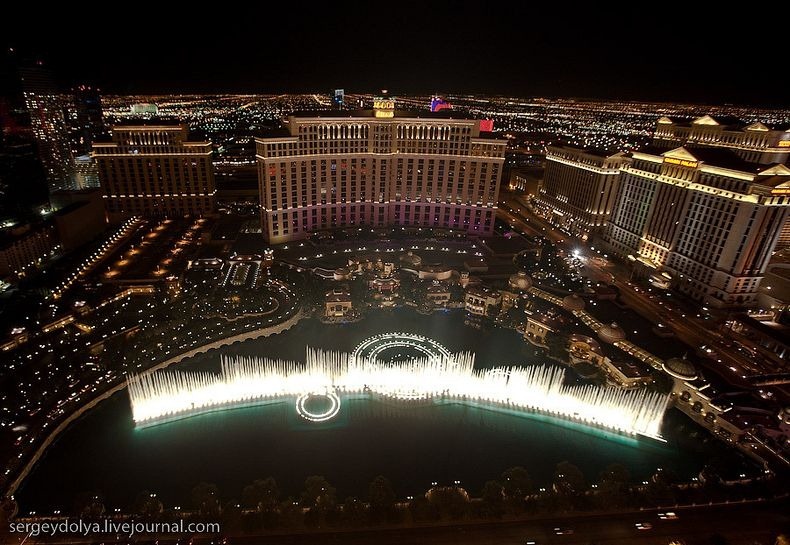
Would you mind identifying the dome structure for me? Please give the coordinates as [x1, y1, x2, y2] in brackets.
[399, 251, 422, 268]
[562, 293, 585, 311]
[333, 266, 352, 281]
[508, 271, 533, 291]
[662, 357, 698, 381]
[597, 322, 626, 343]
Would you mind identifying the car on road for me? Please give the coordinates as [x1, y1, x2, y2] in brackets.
[553, 527, 574, 535]
[659, 511, 679, 520]
[635, 522, 653, 530]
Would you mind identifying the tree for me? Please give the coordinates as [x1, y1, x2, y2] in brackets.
[480, 480, 504, 518]
[502, 466, 533, 499]
[133, 491, 163, 519]
[341, 496, 368, 527]
[596, 463, 632, 509]
[553, 461, 587, 496]
[644, 468, 677, 506]
[408, 496, 438, 522]
[279, 499, 304, 529]
[427, 487, 469, 520]
[191, 482, 221, 518]
[221, 501, 243, 532]
[500, 466, 532, 514]
[74, 491, 105, 519]
[242, 477, 280, 513]
[368, 475, 396, 523]
[545, 332, 568, 359]
[301, 475, 337, 527]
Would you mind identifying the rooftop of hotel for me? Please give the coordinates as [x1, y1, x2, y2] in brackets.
[288, 108, 481, 121]
[637, 145, 785, 174]
[657, 115, 790, 133]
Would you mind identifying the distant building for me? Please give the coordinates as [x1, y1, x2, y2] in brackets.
[0, 224, 56, 277]
[464, 285, 501, 316]
[723, 312, 789, 370]
[0, 133, 49, 216]
[430, 97, 452, 112]
[599, 146, 790, 307]
[654, 114, 790, 252]
[534, 146, 628, 240]
[667, 371, 745, 445]
[74, 154, 100, 189]
[332, 89, 344, 107]
[653, 115, 790, 165]
[425, 282, 451, 306]
[507, 167, 541, 197]
[324, 289, 352, 318]
[524, 313, 557, 345]
[255, 108, 505, 243]
[71, 85, 104, 154]
[602, 358, 652, 388]
[20, 65, 76, 193]
[93, 125, 216, 222]
[130, 103, 159, 116]
[777, 218, 790, 250]
[51, 189, 106, 251]
[757, 258, 790, 309]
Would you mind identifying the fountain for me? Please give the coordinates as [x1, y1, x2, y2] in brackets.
[128, 336, 669, 440]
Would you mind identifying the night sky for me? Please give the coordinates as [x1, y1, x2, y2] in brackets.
[2, 5, 787, 106]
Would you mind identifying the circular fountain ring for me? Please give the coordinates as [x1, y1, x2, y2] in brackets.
[295, 391, 341, 422]
[351, 332, 452, 362]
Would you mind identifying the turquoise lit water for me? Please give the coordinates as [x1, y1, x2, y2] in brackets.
[16, 309, 749, 513]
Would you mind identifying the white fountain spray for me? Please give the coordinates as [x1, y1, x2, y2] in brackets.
[127, 344, 669, 440]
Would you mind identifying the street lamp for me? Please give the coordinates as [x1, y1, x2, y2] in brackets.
[627, 254, 637, 282]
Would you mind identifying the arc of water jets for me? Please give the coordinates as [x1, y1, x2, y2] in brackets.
[128, 347, 669, 440]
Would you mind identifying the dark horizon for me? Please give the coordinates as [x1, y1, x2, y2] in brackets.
[2, 6, 790, 108]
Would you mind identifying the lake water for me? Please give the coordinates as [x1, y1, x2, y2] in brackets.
[16, 309, 746, 513]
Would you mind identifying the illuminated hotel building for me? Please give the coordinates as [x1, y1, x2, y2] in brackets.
[534, 146, 628, 239]
[653, 115, 790, 165]
[93, 125, 215, 222]
[598, 146, 790, 307]
[20, 66, 76, 193]
[255, 103, 505, 243]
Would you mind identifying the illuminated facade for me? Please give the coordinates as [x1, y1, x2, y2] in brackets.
[0, 225, 56, 277]
[93, 126, 216, 221]
[20, 66, 76, 193]
[71, 85, 104, 155]
[599, 146, 790, 307]
[255, 110, 505, 244]
[653, 115, 790, 165]
[534, 146, 629, 239]
[778, 220, 790, 250]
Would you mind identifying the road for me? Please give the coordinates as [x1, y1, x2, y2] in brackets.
[6, 501, 787, 545]
[496, 191, 781, 392]
[228, 502, 788, 545]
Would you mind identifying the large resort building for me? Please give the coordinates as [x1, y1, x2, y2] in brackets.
[255, 103, 506, 244]
[534, 146, 628, 240]
[536, 116, 790, 308]
[653, 115, 790, 165]
[599, 146, 789, 307]
[93, 125, 216, 222]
